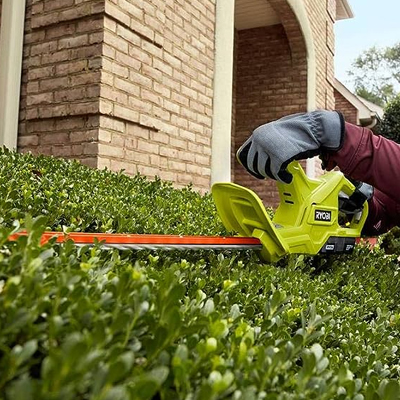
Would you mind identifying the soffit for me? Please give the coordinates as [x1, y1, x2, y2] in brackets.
[235, 0, 280, 31]
[336, 0, 354, 20]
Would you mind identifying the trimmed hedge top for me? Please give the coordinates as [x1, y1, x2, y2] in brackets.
[0, 148, 227, 236]
[1, 149, 400, 400]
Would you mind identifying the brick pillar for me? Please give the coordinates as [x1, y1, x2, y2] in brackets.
[304, 0, 336, 110]
[19, 0, 216, 193]
[19, 0, 104, 167]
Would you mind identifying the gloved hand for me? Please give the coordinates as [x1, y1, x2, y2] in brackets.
[339, 180, 374, 215]
[236, 110, 345, 183]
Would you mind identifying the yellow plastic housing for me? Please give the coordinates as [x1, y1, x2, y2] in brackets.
[212, 161, 368, 262]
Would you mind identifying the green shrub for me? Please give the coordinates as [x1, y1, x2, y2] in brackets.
[1, 150, 400, 400]
[380, 94, 400, 143]
[0, 148, 226, 236]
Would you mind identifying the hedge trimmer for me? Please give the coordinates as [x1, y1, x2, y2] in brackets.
[213, 161, 370, 262]
[10, 162, 373, 263]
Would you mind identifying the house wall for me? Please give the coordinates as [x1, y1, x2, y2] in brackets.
[16, 0, 215, 192]
[304, 0, 336, 110]
[233, 24, 308, 208]
[232, 0, 338, 208]
[334, 89, 358, 124]
[18, 0, 104, 168]
[9, 0, 338, 198]
[97, 0, 215, 188]
[231, 29, 239, 181]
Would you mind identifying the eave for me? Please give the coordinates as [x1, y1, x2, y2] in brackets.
[336, 0, 354, 21]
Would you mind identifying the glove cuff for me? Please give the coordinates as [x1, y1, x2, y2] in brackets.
[335, 110, 346, 150]
[319, 111, 345, 169]
[314, 110, 345, 151]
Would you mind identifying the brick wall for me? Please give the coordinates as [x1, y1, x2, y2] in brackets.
[18, 0, 104, 168]
[232, 0, 339, 207]
[16, 0, 215, 192]
[11, 0, 338, 197]
[97, 0, 215, 190]
[304, 0, 336, 110]
[334, 89, 358, 125]
[233, 24, 308, 208]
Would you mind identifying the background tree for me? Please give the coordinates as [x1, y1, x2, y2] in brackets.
[380, 94, 400, 143]
[348, 43, 400, 106]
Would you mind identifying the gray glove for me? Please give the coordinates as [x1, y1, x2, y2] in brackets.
[236, 110, 345, 183]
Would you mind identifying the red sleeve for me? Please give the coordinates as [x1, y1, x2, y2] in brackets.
[362, 189, 400, 235]
[325, 122, 400, 235]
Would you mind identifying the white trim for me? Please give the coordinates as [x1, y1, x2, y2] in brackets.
[211, 0, 236, 184]
[333, 78, 384, 122]
[0, 0, 26, 149]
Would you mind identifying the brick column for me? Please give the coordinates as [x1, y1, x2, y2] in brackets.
[19, 0, 216, 193]
[19, 0, 104, 167]
[303, 0, 336, 110]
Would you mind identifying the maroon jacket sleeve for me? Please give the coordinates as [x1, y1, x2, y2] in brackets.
[325, 122, 400, 235]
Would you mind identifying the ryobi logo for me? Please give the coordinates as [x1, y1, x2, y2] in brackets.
[315, 210, 332, 222]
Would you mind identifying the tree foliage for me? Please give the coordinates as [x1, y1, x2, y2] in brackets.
[348, 43, 400, 106]
[380, 94, 400, 143]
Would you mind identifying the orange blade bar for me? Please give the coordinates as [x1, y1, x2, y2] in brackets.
[355, 237, 378, 248]
[8, 232, 263, 250]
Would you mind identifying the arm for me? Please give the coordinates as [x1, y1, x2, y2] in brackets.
[325, 122, 400, 200]
[362, 189, 400, 235]
[236, 113, 400, 236]
[324, 123, 400, 235]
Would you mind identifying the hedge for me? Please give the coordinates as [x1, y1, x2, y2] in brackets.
[1, 149, 400, 400]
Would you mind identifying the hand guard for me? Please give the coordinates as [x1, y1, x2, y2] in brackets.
[236, 110, 345, 183]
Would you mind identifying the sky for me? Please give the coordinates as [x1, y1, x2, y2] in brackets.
[334, 0, 400, 90]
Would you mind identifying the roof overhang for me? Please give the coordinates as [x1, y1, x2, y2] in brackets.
[336, 0, 354, 20]
[334, 78, 383, 127]
[235, 0, 280, 31]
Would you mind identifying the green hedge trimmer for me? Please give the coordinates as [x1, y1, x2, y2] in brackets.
[10, 162, 372, 263]
[212, 161, 369, 262]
